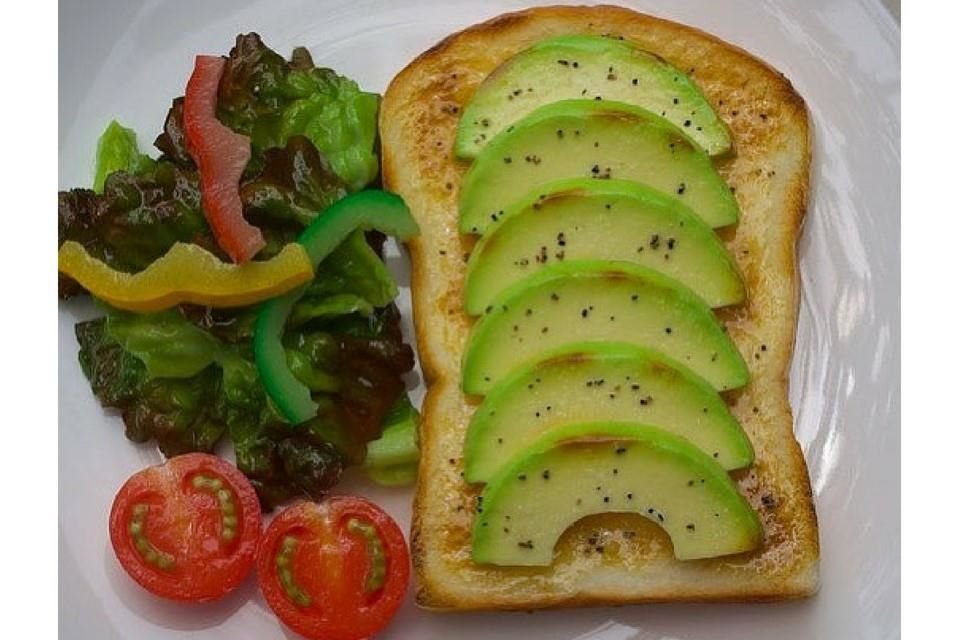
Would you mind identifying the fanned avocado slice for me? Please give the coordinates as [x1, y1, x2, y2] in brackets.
[463, 343, 754, 484]
[462, 260, 749, 395]
[463, 177, 745, 314]
[472, 422, 762, 566]
[456, 35, 731, 158]
[459, 100, 739, 235]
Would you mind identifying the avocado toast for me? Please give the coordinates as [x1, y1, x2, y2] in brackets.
[380, 4, 818, 609]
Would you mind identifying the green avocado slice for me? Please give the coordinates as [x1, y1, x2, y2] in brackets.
[459, 100, 739, 235]
[463, 343, 754, 483]
[463, 177, 745, 314]
[456, 35, 731, 159]
[472, 422, 762, 566]
[462, 260, 749, 395]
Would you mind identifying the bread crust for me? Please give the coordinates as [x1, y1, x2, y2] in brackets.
[381, 4, 819, 610]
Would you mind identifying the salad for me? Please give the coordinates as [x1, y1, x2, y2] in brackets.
[59, 33, 420, 508]
[59, 33, 422, 639]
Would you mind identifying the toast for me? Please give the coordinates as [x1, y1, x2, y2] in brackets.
[380, 4, 819, 609]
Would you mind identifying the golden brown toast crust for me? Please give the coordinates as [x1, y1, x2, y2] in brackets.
[380, 4, 819, 610]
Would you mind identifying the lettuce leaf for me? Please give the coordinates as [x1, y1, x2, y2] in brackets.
[279, 69, 380, 191]
[304, 229, 397, 307]
[75, 318, 227, 456]
[216, 34, 380, 191]
[93, 121, 156, 193]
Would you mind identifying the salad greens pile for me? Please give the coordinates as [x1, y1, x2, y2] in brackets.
[60, 34, 418, 507]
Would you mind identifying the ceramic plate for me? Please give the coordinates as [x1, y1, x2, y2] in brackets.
[59, 1, 900, 637]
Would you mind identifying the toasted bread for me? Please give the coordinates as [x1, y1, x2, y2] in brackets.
[380, 4, 819, 610]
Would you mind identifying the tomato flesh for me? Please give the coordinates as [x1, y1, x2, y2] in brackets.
[257, 497, 410, 640]
[184, 55, 265, 263]
[109, 453, 262, 602]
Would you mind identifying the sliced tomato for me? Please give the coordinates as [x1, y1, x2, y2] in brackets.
[183, 54, 265, 263]
[109, 453, 262, 602]
[257, 497, 410, 640]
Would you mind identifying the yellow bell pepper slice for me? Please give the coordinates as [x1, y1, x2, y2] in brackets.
[58, 241, 313, 312]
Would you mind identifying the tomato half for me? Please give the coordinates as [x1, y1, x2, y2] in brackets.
[256, 497, 410, 640]
[109, 453, 262, 602]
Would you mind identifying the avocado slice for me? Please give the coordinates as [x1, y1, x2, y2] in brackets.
[456, 35, 731, 159]
[463, 178, 745, 314]
[462, 260, 749, 395]
[459, 100, 739, 235]
[472, 422, 762, 565]
[464, 343, 753, 484]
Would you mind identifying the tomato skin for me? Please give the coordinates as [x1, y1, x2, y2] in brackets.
[257, 497, 410, 640]
[109, 453, 262, 602]
[183, 54, 265, 263]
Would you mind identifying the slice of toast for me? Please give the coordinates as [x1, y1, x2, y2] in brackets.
[380, 4, 819, 610]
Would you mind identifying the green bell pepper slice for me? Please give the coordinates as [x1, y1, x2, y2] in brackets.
[254, 190, 419, 424]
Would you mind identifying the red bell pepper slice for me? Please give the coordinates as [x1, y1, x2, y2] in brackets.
[184, 55, 265, 263]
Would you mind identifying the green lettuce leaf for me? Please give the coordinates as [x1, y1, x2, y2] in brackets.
[302, 230, 398, 308]
[104, 309, 250, 379]
[93, 121, 156, 193]
[216, 34, 380, 191]
[279, 69, 380, 191]
[75, 318, 227, 456]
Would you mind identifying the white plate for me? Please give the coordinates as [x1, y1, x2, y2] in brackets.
[59, 1, 900, 638]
